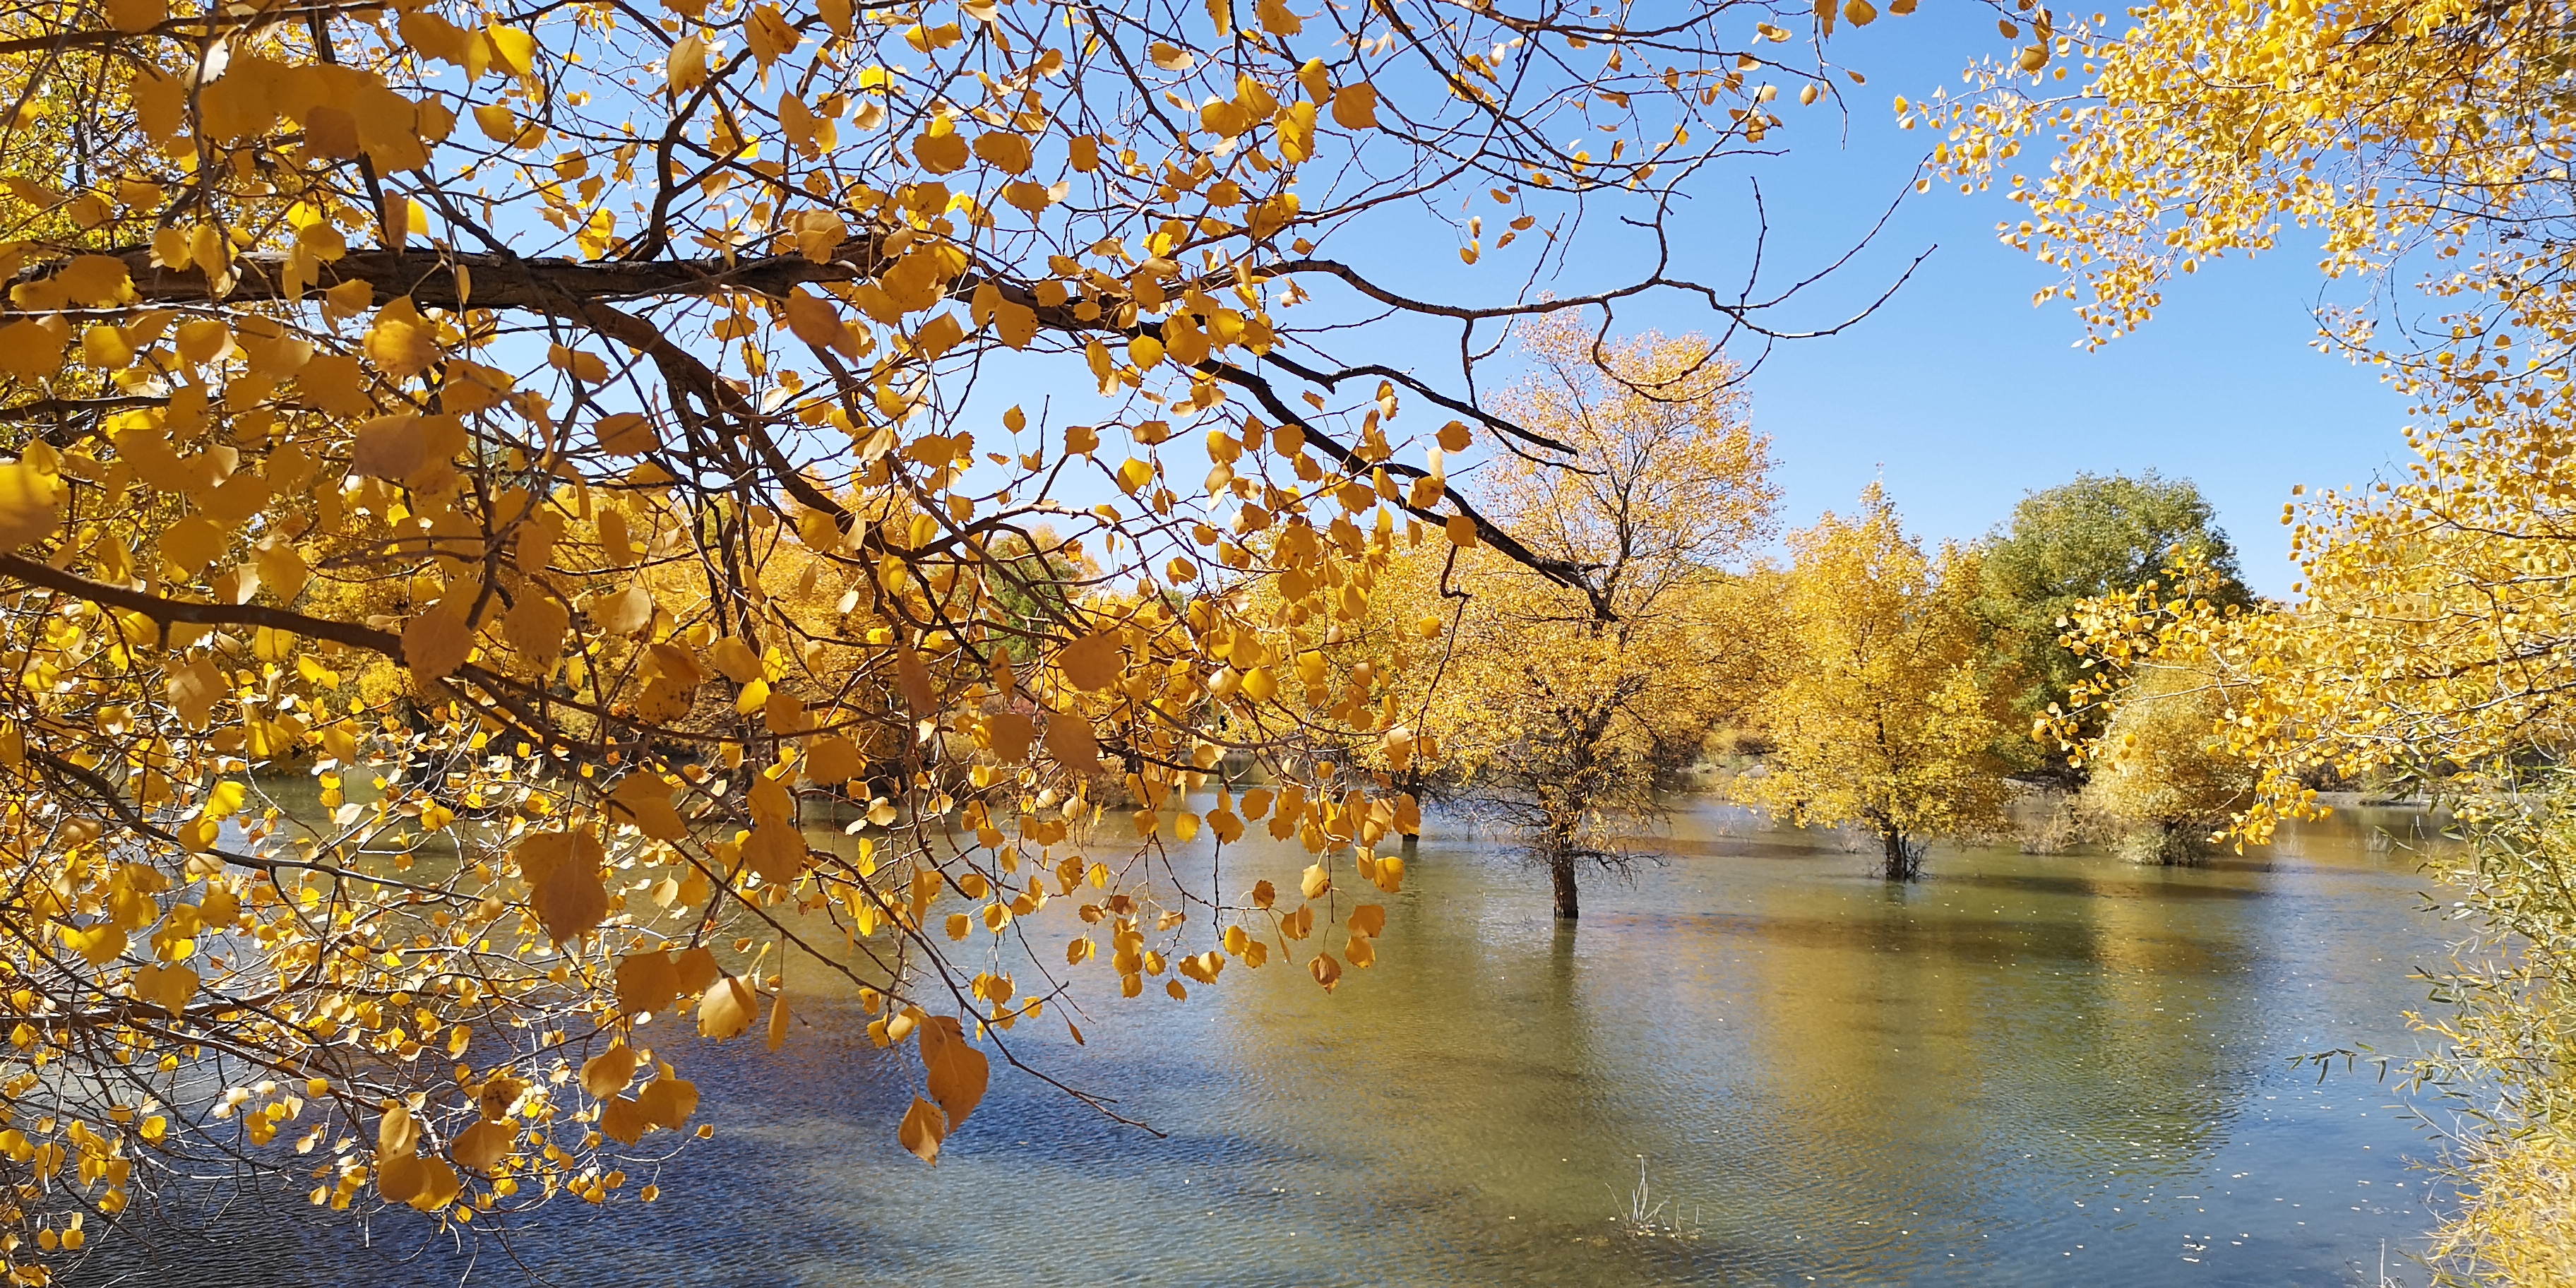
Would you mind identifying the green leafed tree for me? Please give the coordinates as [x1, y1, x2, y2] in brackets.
[1973, 472, 2252, 777]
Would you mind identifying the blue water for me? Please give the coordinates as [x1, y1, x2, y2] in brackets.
[70, 801, 2459, 1286]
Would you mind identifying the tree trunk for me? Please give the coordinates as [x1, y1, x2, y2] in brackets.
[1881, 829, 1918, 881]
[1549, 847, 1580, 919]
[1400, 831, 1419, 858]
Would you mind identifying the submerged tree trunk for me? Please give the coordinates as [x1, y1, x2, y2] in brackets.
[1400, 831, 1419, 858]
[2128, 819, 2207, 866]
[1549, 846, 1580, 919]
[1880, 828, 1919, 881]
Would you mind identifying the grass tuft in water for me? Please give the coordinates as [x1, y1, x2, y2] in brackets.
[1610, 1156, 1702, 1241]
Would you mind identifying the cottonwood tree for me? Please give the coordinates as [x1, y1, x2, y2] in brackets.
[2075, 660, 2253, 864]
[1928, 0, 2576, 1270]
[1928, 0, 2576, 832]
[0, 0, 1936, 1272]
[1356, 315, 1775, 920]
[1744, 485, 2005, 880]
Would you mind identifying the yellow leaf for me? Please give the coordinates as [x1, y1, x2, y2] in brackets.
[609, 773, 689, 840]
[803, 734, 864, 783]
[364, 298, 441, 378]
[405, 1159, 461, 1212]
[350, 415, 429, 481]
[912, 119, 970, 173]
[164, 657, 222, 729]
[484, 23, 537, 75]
[452, 1119, 513, 1174]
[517, 829, 608, 943]
[599, 1095, 648, 1145]
[473, 102, 518, 144]
[131, 962, 198, 1015]
[0, 321, 64, 381]
[478, 1076, 530, 1121]
[1058, 632, 1123, 690]
[581, 1041, 640, 1098]
[203, 779, 249, 821]
[667, 32, 710, 97]
[80, 324, 134, 370]
[783, 290, 849, 350]
[982, 712, 1034, 762]
[174, 318, 229, 366]
[595, 412, 660, 455]
[375, 1154, 425, 1203]
[746, 4, 798, 65]
[767, 989, 792, 1051]
[637, 1077, 698, 1129]
[697, 974, 755, 1039]
[402, 605, 473, 683]
[105, 0, 165, 32]
[501, 594, 571, 670]
[594, 585, 657, 635]
[1332, 83, 1380, 129]
[899, 1095, 946, 1164]
[615, 951, 679, 1018]
[743, 822, 807, 883]
[54, 256, 134, 308]
[971, 131, 1033, 174]
[992, 297, 1039, 348]
[914, 312, 965, 359]
[64, 924, 126, 967]
[378, 1105, 422, 1159]
[0, 463, 65, 551]
[918, 1015, 988, 1126]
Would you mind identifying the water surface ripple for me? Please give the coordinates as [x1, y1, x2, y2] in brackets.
[73, 800, 2454, 1287]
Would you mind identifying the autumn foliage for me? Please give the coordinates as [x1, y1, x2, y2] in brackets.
[1742, 485, 2005, 880]
[1936, 0, 2576, 1273]
[1359, 315, 1776, 918]
[0, 0, 1943, 1271]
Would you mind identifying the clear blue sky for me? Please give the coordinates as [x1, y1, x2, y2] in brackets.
[1714, 13, 2411, 600]
[1287, 9, 2414, 600]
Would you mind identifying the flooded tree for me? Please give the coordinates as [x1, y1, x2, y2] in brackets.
[1349, 316, 1776, 920]
[0, 0, 1952, 1271]
[2075, 662, 2255, 864]
[1743, 486, 2008, 880]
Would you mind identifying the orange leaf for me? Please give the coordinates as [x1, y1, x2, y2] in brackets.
[899, 1095, 946, 1164]
[917, 1014, 989, 1128]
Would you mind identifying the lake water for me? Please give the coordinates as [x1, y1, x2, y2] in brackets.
[74, 799, 2462, 1287]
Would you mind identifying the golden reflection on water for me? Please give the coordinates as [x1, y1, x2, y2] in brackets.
[78, 795, 2455, 1287]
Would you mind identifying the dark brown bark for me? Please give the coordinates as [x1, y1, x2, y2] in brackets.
[1549, 847, 1580, 919]
[1881, 828, 1919, 881]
